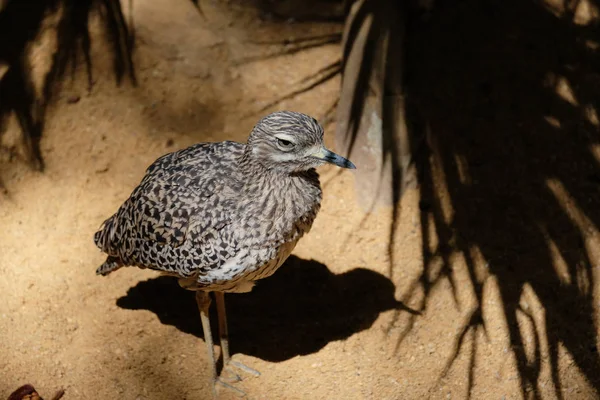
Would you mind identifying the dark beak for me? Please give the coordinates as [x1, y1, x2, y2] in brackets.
[312, 147, 356, 169]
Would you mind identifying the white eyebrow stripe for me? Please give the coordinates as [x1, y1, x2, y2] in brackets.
[274, 133, 296, 142]
[271, 152, 298, 162]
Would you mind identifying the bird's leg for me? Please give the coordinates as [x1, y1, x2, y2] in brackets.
[215, 292, 261, 379]
[215, 291, 231, 364]
[195, 291, 218, 397]
[197, 291, 247, 398]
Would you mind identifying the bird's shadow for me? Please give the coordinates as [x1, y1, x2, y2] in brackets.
[116, 255, 416, 362]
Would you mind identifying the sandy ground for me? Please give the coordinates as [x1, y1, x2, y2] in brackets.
[1, 1, 600, 399]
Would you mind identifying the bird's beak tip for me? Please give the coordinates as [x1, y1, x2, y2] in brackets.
[314, 147, 356, 170]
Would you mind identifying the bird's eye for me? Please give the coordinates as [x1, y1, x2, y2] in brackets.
[277, 138, 294, 149]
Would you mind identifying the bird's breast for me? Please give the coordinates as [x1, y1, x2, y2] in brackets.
[235, 174, 321, 247]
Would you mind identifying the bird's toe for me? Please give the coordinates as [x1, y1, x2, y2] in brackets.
[226, 359, 261, 377]
[216, 378, 246, 398]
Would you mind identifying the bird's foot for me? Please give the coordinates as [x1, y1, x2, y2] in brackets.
[227, 360, 261, 377]
[216, 378, 246, 398]
[219, 358, 261, 384]
[215, 360, 260, 398]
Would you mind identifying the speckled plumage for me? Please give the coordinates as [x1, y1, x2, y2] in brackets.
[94, 111, 336, 293]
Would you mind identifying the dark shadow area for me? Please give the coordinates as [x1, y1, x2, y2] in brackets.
[336, 0, 600, 398]
[0, 0, 135, 171]
[253, 0, 347, 22]
[227, 1, 346, 122]
[116, 255, 416, 362]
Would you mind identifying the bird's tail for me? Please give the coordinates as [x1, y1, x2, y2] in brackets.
[94, 215, 124, 275]
[96, 255, 123, 276]
[94, 215, 117, 253]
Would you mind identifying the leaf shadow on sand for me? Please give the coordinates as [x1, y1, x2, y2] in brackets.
[335, 0, 600, 398]
[0, 0, 135, 172]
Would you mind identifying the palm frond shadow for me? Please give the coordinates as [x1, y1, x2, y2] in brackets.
[0, 0, 135, 173]
[233, 33, 342, 66]
[240, 59, 342, 121]
[338, 0, 600, 398]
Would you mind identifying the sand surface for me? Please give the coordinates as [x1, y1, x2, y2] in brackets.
[1, 1, 599, 399]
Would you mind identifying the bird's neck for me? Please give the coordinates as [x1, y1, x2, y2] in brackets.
[239, 146, 259, 174]
[237, 150, 321, 234]
[240, 165, 316, 197]
[236, 168, 322, 246]
[239, 146, 289, 176]
[238, 145, 321, 203]
[239, 150, 318, 189]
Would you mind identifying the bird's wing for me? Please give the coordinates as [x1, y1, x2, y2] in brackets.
[95, 142, 243, 259]
[132, 182, 200, 247]
[129, 142, 242, 247]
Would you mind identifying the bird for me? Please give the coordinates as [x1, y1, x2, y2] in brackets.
[93, 111, 355, 397]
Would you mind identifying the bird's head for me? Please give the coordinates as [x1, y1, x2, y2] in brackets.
[246, 111, 356, 173]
